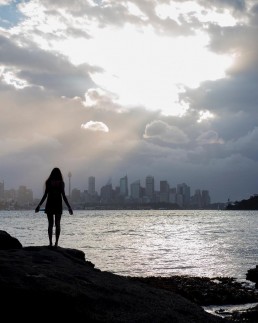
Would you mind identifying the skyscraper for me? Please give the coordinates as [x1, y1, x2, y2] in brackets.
[202, 190, 211, 207]
[160, 180, 169, 203]
[100, 183, 113, 203]
[130, 180, 141, 200]
[88, 176, 95, 196]
[192, 189, 202, 208]
[177, 183, 190, 207]
[119, 175, 128, 197]
[145, 175, 154, 201]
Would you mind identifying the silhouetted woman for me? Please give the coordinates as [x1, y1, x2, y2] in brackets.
[35, 167, 73, 247]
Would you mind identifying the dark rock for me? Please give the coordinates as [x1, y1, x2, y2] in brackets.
[0, 233, 222, 322]
[226, 304, 258, 322]
[0, 230, 23, 249]
[246, 265, 258, 287]
[129, 276, 258, 306]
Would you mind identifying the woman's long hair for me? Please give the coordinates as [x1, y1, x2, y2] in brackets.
[46, 167, 64, 185]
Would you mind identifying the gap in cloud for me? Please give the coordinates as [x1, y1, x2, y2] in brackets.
[5, 1, 235, 117]
[85, 26, 233, 116]
[1, 68, 29, 89]
[156, 2, 237, 27]
[0, 0, 26, 28]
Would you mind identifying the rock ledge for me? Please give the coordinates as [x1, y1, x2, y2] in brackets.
[0, 230, 221, 322]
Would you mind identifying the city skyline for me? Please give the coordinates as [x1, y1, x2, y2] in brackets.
[2, 173, 210, 198]
[0, 174, 211, 209]
[0, 169, 254, 204]
[0, 1, 258, 204]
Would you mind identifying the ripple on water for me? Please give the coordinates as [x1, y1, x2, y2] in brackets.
[1, 210, 258, 279]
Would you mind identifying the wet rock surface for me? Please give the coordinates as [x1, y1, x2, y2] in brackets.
[128, 276, 258, 322]
[246, 265, 258, 286]
[128, 276, 258, 306]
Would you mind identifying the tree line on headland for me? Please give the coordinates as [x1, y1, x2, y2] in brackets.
[226, 195, 258, 210]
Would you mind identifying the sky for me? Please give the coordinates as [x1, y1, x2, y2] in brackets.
[0, 0, 258, 203]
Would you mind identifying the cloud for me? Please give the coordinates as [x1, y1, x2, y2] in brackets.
[83, 88, 124, 112]
[0, 0, 12, 5]
[226, 127, 258, 161]
[193, 0, 246, 12]
[196, 131, 224, 145]
[143, 120, 189, 144]
[0, 133, 61, 157]
[0, 0, 258, 203]
[81, 121, 109, 133]
[0, 34, 97, 96]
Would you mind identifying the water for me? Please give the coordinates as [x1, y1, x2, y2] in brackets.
[1, 209, 258, 281]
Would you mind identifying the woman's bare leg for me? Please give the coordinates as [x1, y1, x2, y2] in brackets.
[47, 213, 54, 246]
[54, 213, 62, 247]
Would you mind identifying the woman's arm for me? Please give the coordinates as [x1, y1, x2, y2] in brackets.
[35, 189, 48, 212]
[61, 184, 73, 214]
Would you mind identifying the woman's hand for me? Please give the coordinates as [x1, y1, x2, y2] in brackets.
[68, 207, 73, 215]
[35, 205, 40, 213]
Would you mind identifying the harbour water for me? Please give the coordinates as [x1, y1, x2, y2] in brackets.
[1, 209, 258, 282]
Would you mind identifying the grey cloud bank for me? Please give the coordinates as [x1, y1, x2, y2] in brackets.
[0, 0, 258, 203]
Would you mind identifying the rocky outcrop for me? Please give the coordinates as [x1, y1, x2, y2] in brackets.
[0, 231, 222, 322]
[246, 265, 258, 287]
[0, 230, 22, 249]
[129, 276, 258, 306]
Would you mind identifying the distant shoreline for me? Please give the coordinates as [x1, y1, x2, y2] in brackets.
[1, 202, 227, 211]
[226, 195, 258, 210]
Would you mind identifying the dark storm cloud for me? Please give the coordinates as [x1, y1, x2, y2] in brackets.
[167, 0, 246, 13]
[195, 0, 246, 12]
[178, 1, 258, 144]
[143, 120, 189, 144]
[0, 34, 98, 96]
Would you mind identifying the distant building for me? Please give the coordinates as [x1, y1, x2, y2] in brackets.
[160, 180, 169, 203]
[71, 188, 81, 203]
[176, 194, 184, 207]
[177, 183, 191, 207]
[100, 183, 114, 203]
[145, 175, 155, 201]
[191, 189, 211, 208]
[191, 189, 202, 208]
[202, 190, 211, 207]
[4, 189, 16, 202]
[0, 181, 4, 201]
[130, 180, 141, 201]
[17, 185, 33, 206]
[88, 176, 95, 196]
[120, 175, 128, 197]
[169, 187, 177, 204]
